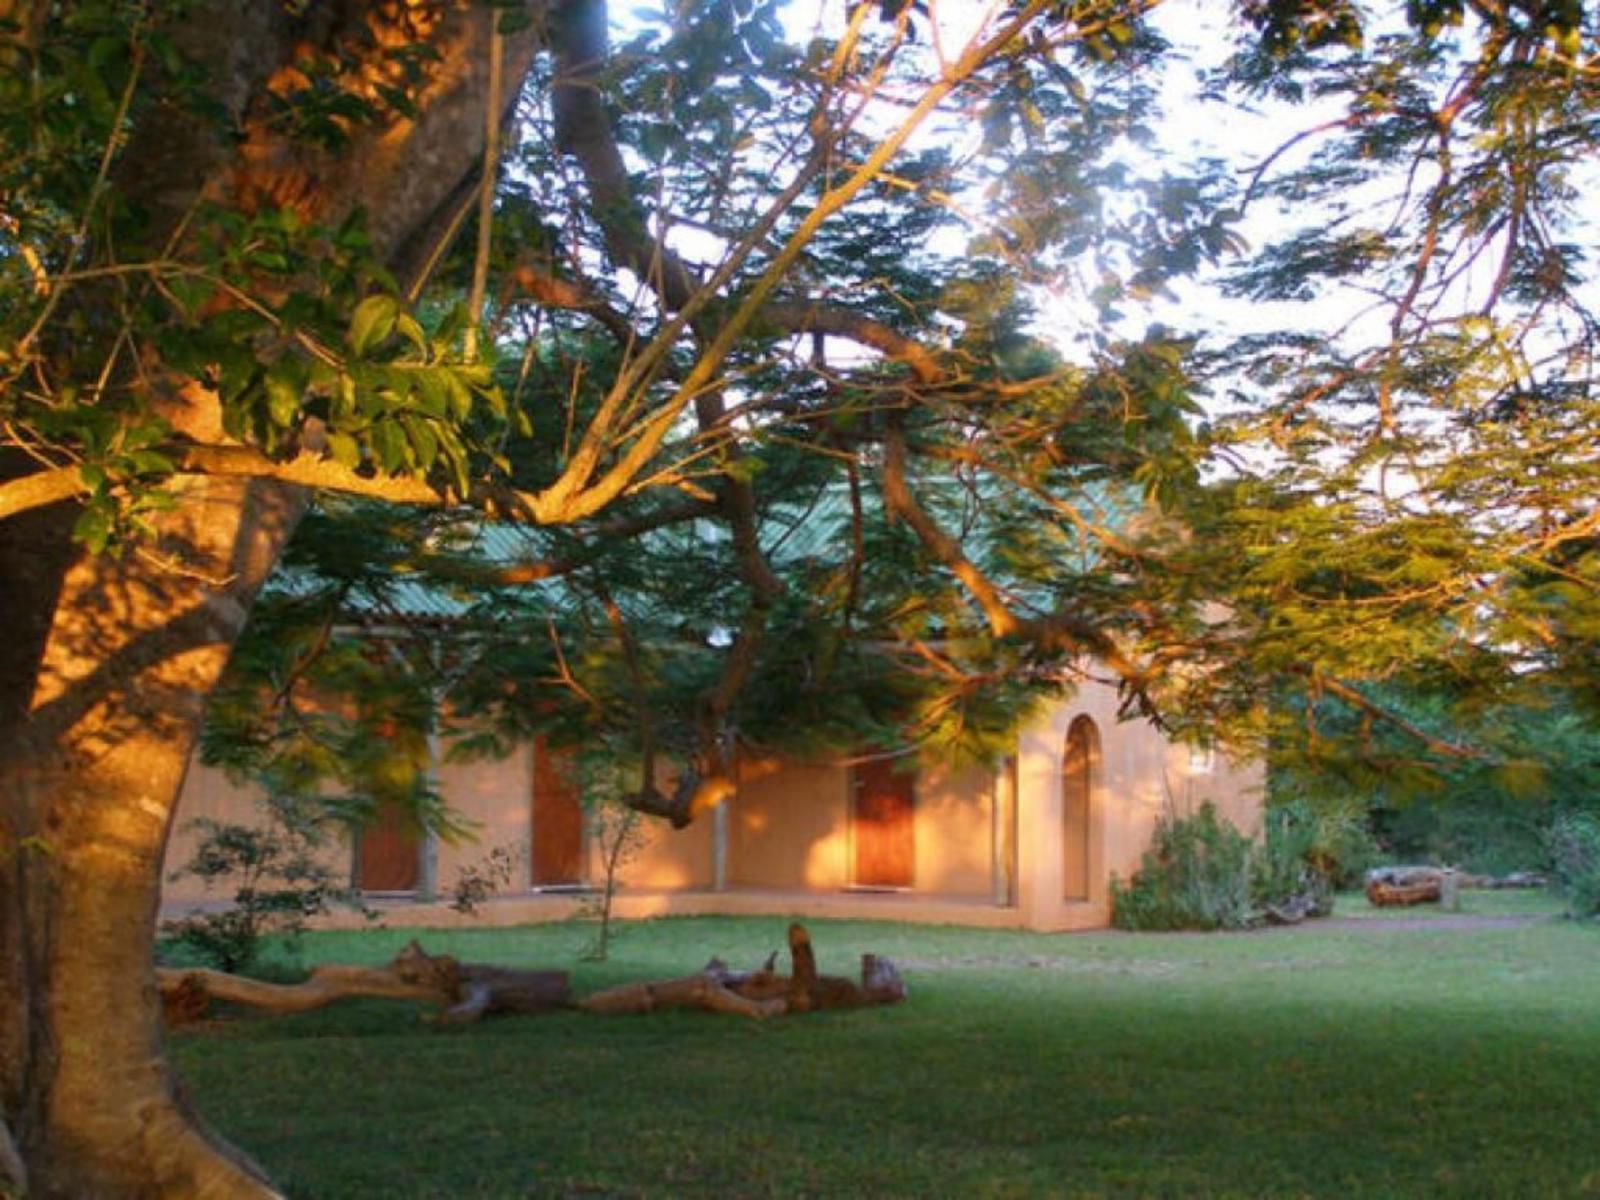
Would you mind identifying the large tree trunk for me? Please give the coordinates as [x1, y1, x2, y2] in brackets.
[0, 3, 543, 1192]
[1, 477, 305, 1197]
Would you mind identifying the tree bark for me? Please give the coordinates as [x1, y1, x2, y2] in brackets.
[152, 928, 898, 1033]
[579, 974, 790, 1019]
[156, 941, 571, 1025]
[576, 924, 907, 1019]
[1, 476, 306, 1198]
[0, 3, 544, 1193]
[158, 964, 451, 1020]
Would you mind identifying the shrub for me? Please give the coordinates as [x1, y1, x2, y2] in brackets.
[1113, 800, 1365, 931]
[161, 813, 354, 973]
[1545, 812, 1600, 919]
[1250, 799, 1374, 917]
[448, 841, 526, 914]
[1112, 802, 1255, 931]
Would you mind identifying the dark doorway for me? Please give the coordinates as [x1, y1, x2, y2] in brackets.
[531, 736, 584, 886]
[357, 801, 420, 892]
[1063, 715, 1097, 901]
[852, 758, 915, 889]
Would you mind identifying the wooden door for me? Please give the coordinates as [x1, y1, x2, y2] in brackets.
[1062, 716, 1095, 901]
[358, 801, 419, 892]
[852, 759, 915, 888]
[531, 736, 584, 886]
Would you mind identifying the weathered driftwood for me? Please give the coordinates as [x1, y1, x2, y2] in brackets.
[158, 941, 570, 1025]
[159, 925, 904, 1026]
[578, 922, 907, 1019]
[1365, 866, 1443, 907]
[576, 970, 789, 1019]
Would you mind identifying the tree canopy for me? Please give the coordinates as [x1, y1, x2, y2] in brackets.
[190, 0, 1600, 825]
[1, 0, 1597, 1194]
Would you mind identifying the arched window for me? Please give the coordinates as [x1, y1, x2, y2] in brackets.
[1062, 715, 1098, 901]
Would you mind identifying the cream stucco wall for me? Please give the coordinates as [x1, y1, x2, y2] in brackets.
[162, 763, 351, 906]
[729, 761, 849, 890]
[605, 810, 716, 890]
[1014, 677, 1263, 931]
[434, 744, 534, 891]
[910, 762, 995, 898]
[434, 742, 719, 894]
[161, 688, 1264, 931]
[721, 757, 997, 896]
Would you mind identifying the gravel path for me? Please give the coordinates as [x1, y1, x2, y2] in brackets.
[1269, 913, 1556, 933]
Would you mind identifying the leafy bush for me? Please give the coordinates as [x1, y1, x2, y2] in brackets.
[1294, 797, 1380, 889]
[1250, 804, 1332, 918]
[1111, 803, 1255, 931]
[1253, 797, 1379, 909]
[1113, 800, 1363, 931]
[161, 813, 355, 973]
[1545, 812, 1600, 919]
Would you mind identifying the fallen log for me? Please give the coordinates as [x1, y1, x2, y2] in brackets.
[578, 923, 907, 1019]
[158, 940, 570, 1025]
[576, 971, 788, 1019]
[1366, 879, 1440, 906]
[159, 925, 903, 1026]
[156, 962, 446, 1017]
[1365, 866, 1444, 907]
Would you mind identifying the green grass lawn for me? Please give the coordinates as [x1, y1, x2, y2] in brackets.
[171, 891, 1600, 1199]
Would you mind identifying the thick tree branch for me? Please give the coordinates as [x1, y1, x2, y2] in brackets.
[480, 497, 713, 585]
[550, 0, 700, 310]
[506, 261, 636, 345]
[533, 0, 1041, 525]
[761, 300, 942, 385]
[881, 421, 1022, 639]
[1308, 672, 1477, 761]
[0, 441, 636, 527]
[880, 418, 1153, 706]
[0, 468, 85, 522]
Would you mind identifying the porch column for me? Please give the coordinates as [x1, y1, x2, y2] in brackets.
[991, 755, 1018, 907]
[416, 697, 442, 902]
[712, 796, 728, 892]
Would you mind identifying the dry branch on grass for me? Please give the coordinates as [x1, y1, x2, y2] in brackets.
[579, 924, 908, 1019]
[159, 923, 906, 1025]
[158, 940, 570, 1025]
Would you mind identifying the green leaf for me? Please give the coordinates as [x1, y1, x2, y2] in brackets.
[369, 421, 409, 474]
[348, 294, 399, 357]
[414, 370, 449, 418]
[325, 432, 361, 469]
[401, 414, 439, 473]
[442, 372, 473, 421]
[264, 362, 305, 428]
[127, 450, 175, 476]
[72, 504, 113, 554]
[394, 312, 429, 358]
